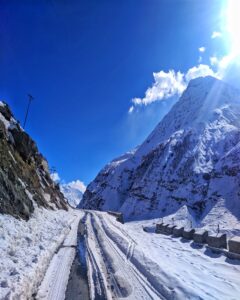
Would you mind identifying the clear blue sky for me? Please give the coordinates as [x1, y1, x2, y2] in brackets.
[0, 0, 224, 184]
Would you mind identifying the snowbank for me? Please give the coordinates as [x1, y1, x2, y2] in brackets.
[0, 207, 79, 299]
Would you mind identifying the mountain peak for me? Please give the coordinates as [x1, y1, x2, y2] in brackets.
[81, 77, 240, 229]
[188, 75, 219, 87]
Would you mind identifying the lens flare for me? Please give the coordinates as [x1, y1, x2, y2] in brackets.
[226, 0, 240, 56]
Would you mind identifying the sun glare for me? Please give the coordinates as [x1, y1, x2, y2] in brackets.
[226, 0, 240, 57]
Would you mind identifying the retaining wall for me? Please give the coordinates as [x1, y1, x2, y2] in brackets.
[207, 233, 227, 249]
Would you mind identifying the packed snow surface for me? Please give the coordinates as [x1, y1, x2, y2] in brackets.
[36, 210, 83, 300]
[0, 207, 80, 299]
[84, 211, 240, 300]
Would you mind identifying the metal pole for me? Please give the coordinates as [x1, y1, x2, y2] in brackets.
[23, 94, 34, 129]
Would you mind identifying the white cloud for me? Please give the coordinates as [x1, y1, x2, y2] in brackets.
[129, 64, 218, 111]
[130, 70, 186, 107]
[210, 56, 218, 66]
[211, 31, 222, 39]
[199, 47, 206, 53]
[51, 172, 60, 183]
[64, 180, 86, 193]
[128, 27, 235, 113]
[185, 64, 217, 82]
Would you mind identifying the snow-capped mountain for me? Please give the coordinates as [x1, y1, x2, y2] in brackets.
[61, 180, 86, 207]
[80, 76, 240, 229]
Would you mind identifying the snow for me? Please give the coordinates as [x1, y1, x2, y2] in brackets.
[36, 210, 83, 300]
[0, 207, 80, 299]
[84, 211, 240, 300]
[0, 111, 10, 130]
[61, 180, 86, 207]
[81, 77, 240, 236]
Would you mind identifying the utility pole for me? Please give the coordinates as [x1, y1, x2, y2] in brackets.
[23, 94, 34, 129]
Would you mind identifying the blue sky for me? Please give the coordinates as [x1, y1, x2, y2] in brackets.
[0, 0, 233, 185]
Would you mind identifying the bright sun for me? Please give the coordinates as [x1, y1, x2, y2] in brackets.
[226, 0, 240, 56]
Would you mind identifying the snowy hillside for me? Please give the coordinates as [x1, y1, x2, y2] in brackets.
[61, 180, 86, 207]
[80, 76, 240, 233]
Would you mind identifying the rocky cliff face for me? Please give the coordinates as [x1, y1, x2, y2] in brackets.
[0, 101, 68, 220]
[80, 76, 240, 222]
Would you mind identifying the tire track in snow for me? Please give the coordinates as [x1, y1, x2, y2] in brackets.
[85, 213, 111, 300]
[89, 212, 165, 299]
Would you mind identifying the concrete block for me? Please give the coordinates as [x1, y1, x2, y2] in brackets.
[182, 228, 195, 240]
[228, 236, 240, 254]
[164, 225, 176, 235]
[155, 223, 170, 234]
[193, 230, 208, 244]
[155, 223, 165, 233]
[207, 233, 227, 249]
[173, 226, 184, 237]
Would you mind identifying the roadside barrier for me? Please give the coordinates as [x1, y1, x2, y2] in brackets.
[107, 211, 124, 224]
[155, 223, 240, 259]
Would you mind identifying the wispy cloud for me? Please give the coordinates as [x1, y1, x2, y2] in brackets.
[210, 56, 218, 66]
[211, 31, 222, 39]
[199, 47, 206, 53]
[128, 106, 134, 114]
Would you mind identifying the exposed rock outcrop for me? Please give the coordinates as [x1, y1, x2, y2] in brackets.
[0, 102, 68, 220]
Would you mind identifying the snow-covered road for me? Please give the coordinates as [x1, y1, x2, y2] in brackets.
[84, 211, 240, 300]
[36, 211, 84, 300]
[36, 210, 240, 300]
[85, 211, 163, 299]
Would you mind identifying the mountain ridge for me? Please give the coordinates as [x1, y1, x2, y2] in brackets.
[80, 76, 240, 232]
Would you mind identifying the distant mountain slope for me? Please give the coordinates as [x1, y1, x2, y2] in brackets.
[0, 101, 68, 220]
[61, 180, 86, 207]
[80, 76, 240, 228]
